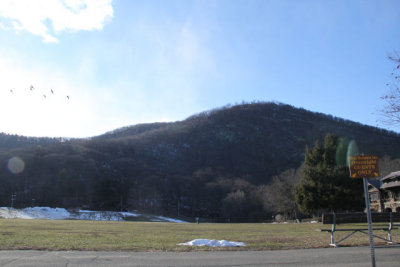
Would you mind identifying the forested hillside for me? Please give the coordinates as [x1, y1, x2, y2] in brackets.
[1, 102, 400, 221]
[0, 133, 66, 151]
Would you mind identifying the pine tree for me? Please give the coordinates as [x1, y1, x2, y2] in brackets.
[294, 134, 364, 214]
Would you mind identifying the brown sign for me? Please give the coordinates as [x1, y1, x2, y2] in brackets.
[349, 155, 379, 178]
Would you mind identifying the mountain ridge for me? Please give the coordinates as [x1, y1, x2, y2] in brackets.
[1, 102, 399, 221]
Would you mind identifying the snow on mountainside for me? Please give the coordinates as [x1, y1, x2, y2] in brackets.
[0, 207, 187, 222]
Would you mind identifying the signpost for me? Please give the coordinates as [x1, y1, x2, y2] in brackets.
[349, 155, 379, 179]
[349, 155, 379, 267]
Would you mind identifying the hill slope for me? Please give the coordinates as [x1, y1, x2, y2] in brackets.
[89, 102, 400, 181]
[1, 102, 399, 221]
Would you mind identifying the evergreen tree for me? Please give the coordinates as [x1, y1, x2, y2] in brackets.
[294, 134, 364, 214]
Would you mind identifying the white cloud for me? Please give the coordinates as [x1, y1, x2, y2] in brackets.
[0, 0, 113, 43]
[0, 21, 8, 31]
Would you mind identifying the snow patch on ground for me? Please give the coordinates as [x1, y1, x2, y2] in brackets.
[178, 239, 246, 247]
[0, 207, 187, 222]
[120, 211, 140, 217]
[0, 207, 70, 219]
[153, 216, 187, 223]
[24, 207, 70, 219]
[71, 211, 124, 221]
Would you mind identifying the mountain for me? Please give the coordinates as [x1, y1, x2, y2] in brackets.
[93, 122, 169, 140]
[0, 133, 67, 151]
[1, 102, 399, 221]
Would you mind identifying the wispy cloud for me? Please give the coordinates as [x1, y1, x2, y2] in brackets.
[0, 21, 8, 31]
[0, 0, 113, 43]
[139, 20, 215, 115]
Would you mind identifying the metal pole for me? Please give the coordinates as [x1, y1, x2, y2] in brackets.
[11, 193, 16, 209]
[363, 178, 376, 267]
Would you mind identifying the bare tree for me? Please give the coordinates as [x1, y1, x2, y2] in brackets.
[258, 164, 304, 220]
[380, 52, 400, 125]
[379, 156, 400, 177]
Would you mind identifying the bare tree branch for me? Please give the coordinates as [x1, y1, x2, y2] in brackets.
[380, 52, 400, 126]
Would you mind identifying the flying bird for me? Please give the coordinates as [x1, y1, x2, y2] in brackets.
[10, 89, 13, 93]
[66, 95, 70, 99]
[30, 85, 34, 91]
[43, 94, 46, 98]
[51, 89, 54, 94]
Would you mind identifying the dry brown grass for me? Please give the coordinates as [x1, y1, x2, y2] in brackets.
[0, 219, 398, 251]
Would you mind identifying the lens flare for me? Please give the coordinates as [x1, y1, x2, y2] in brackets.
[346, 140, 359, 167]
[7, 157, 25, 174]
[335, 137, 350, 167]
[336, 138, 359, 167]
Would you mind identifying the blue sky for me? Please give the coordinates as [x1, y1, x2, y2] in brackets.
[0, 0, 399, 137]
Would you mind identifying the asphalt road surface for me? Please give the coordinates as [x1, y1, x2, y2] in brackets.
[0, 246, 399, 266]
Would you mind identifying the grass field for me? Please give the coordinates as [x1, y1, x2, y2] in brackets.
[0, 219, 399, 251]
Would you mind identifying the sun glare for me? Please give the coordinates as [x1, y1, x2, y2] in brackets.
[7, 156, 25, 174]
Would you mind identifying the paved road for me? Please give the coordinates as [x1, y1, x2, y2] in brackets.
[0, 246, 399, 266]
